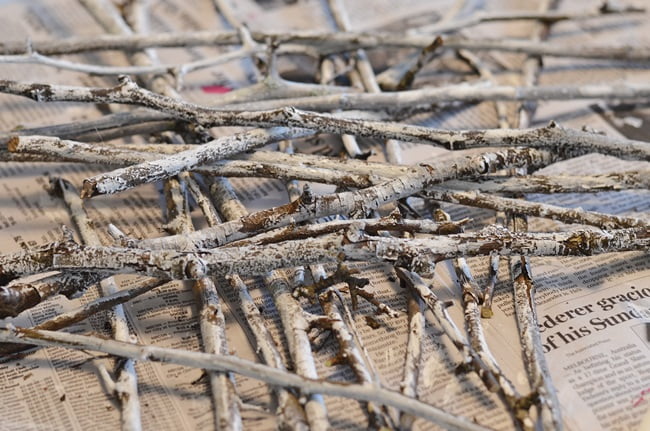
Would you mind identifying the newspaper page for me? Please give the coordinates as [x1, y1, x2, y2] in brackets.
[0, 0, 648, 430]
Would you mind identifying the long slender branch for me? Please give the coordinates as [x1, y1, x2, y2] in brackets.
[411, 5, 645, 35]
[0, 110, 176, 146]
[91, 0, 246, 414]
[329, 0, 410, 169]
[226, 276, 309, 430]
[1, 28, 647, 60]
[399, 284, 424, 430]
[436, 210, 528, 427]
[0, 326, 491, 431]
[54, 175, 142, 431]
[424, 187, 647, 229]
[11, 135, 650, 195]
[443, 172, 650, 194]
[134, 147, 556, 250]
[1, 227, 648, 282]
[509, 214, 563, 430]
[9, 136, 379, 188]
[316, 267, 392, 429]
[164, 176, 242, 431]
[4, 78, 650, 150]
[212, 175, 330, 430]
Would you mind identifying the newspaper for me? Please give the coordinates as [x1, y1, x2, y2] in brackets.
[0, 0, 648, 430]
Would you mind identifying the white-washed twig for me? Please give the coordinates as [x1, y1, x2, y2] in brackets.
[314, 266, 392, 429]
[411, 4, 645, 35]
[455, 49, 511, 128]
[212, 175, 330, 430]
[320, 57, 365, 158]
[162, 175, 243, 431]
[205, 173, 309, 430]
[327, 0, 407, 165]
[210, 177, 309, 430]
[0, 277, 165, 356]
[2, 226, 648, 282]
[264, 271, 330, 431]
[226, 276, 309, 430]
[394, 268, 500, 391]
[436, 210, 528, 427]
[0, 110, 176, 146]
[3, 28, 648, 60]
[423, 187, 647, 229]
[0, 48, 267, 78]
[12, 135, 650, 194]
[134, 147, 556, 250]
[77, 126, 311, 197]
[227, 215, 465, 248]
[0, 326, 491, 431]
[509, 214, 563, 430]
[399, 283, 424, 430]
[443, 172, 650, 194]
[9, 135, 379, 188]
[53, 176, 142, 431]
[4, 79, 650, 161]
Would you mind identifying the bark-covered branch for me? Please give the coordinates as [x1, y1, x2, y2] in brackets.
[0, 326, 490, 431]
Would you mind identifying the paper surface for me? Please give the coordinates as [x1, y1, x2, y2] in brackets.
[0, 0, 648, 430]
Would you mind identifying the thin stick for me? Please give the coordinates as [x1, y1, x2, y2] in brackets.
[2, 226, 648, 282]
[399, 281, 424, 430]
[436, 210, 527, 427]
[212, 176, 330, 431]
[53, 176, 142, 431]
[3, 79, 650, 161]
[133, 147, 556, 250]
[0, 326, 491, 431]
[411, 5, 644, 35]
[424, 187, 647, 229]
[394, 269, 500, 393]
[510, 216, 563, 430]
[1, 29, 647, 60]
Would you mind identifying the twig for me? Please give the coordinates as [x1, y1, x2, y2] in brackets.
[210, 176, 308, 431]
[4, 79, 650, 162]
[423, 187, 647, 229]
[226, 276, 309, 430]
[394, 268, 500, 392]
[0, 49, 266, 78]
[318, 282, 393, 429]
[509, 216, 563, 430]
[443, 172, 650, 194]
[436, 210, 529, 428]
[399, 278, 424, 430]
[0, 110, 176, 146]
[264, 271, 330, 431]
[228, 215, 466, 247]
[2, 29, 647, 60]
[0, 326, 492, 431]
[53, 176, 142, 431]
[158, 156, 243, 431]
[212, 176, 330, 430]
[327, 0, 409, 165]
[2, 226, 648, 282]
[9, 135, 379, 187]
[411, 5, 645, 34]
[134, 147, 556, 250]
